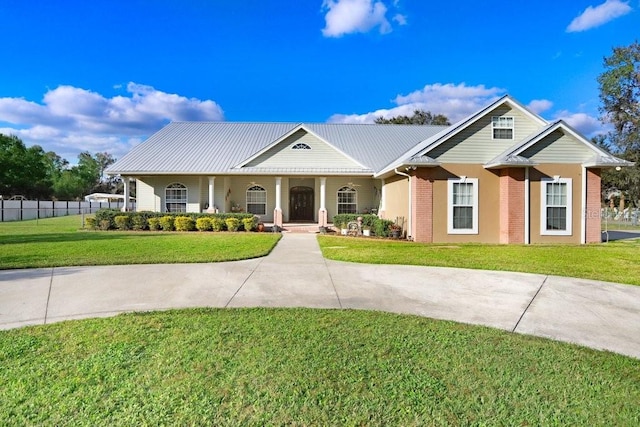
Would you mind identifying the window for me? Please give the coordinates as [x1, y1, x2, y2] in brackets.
[337, 186, 357, 214]
[492, 116, 514, 140]
[447, 178, 479, 234]
[246, 185, 267, 215]
[292, 143, 311, 150]
[541, 178, 572, 235]
[166, 183, 187, 212]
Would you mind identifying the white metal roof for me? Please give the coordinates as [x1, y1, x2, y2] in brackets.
[106, 122, 447, 176]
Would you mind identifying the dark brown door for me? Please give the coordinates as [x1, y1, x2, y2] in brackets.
[289, 186, 314, 221]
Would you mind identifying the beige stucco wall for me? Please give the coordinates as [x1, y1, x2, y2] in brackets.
[430, 164, 501, 243]
[529, 164, 583, 244]
[382, 175, 409, 225]
[136, 176, 203, 213]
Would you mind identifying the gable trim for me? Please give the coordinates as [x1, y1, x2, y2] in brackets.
[485, 120, 633, 169]
[375, 95, 548, 177]
[233, 123, 369, 170]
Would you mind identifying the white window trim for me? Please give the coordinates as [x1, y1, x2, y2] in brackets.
[337, 186, 357, 214]
[447, 178, 479, 235]
[492, 116, 514, 140]
[165, 182, 187, 213]
[540, 177, 572, 236]
[246, 185, 267, 216]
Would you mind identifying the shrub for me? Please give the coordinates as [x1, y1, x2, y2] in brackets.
[174, 216, 195, 232]
[94, 208, 121, 230]
[84, 217, 96, 229]
[131, 213, 150, 231]
[242, 216, 256, 231]
[225, 217, 240, 232]
[148, 217, 161, 231]
[114, 215, 131, 230]
[212, 218, 225, 232]
[373, 219, 395, 237]
[159, 216, 175, 231]
[196, 217, 213, 231]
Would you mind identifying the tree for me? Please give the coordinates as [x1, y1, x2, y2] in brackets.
[0, 134, 53, 199]
[597, 41, 640, 206]
[375, 109, 451, 125]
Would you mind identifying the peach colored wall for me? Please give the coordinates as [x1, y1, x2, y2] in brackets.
[529, 164, 583, 244]
[429, 164, 501, 243]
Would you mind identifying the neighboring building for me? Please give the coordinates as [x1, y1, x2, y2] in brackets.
[106, 95, 632, 244]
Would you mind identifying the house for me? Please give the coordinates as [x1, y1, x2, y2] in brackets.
[106, 95, 632, 244]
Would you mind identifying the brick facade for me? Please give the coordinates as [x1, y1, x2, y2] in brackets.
[499, 168, 525, 244]
[411, 168, 434, 243]
[585, 168, 602, 243]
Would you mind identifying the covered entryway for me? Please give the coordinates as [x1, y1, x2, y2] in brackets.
[289, 186, 314, 221]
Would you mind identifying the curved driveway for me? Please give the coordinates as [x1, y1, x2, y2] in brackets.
[1, 233, 639, 359]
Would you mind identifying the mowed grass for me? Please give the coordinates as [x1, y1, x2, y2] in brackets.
[1, 308, 638, 426]
[319, 236, 640, 286]
[0, 215, 281, 269]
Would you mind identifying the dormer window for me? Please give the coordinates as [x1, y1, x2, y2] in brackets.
[492, 116, 514, 140]
[292, 143, 311, 150]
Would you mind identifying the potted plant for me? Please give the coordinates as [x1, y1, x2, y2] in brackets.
[362, 225, 371, 237]
[389, 224, 402, 239]
[340, 222, 348, 236]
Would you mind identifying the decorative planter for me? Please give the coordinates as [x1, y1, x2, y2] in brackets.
[341, 228, 348, 236]
[257, 223, 265, 232]
[363, 229, 371, 237]
[390, 229, 401, 239]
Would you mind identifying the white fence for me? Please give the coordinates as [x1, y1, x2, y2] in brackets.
[0, 200, 133, 222]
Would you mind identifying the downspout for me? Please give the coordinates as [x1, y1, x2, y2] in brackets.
[394, 168, 412, 240]
[581, 166, 587, 244]
[524, 167, 530, 244]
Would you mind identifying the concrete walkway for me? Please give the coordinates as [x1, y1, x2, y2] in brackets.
[1, 233, 639, 359]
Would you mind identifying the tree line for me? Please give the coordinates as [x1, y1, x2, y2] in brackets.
[0, 134, 119, 200]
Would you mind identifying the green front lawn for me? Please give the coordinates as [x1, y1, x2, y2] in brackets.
[1, 308, 638, 425]
[0, 215, 281, 269]
[319, 236, 640, 286]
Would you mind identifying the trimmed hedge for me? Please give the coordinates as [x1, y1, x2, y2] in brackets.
[93, 209, 256, 232]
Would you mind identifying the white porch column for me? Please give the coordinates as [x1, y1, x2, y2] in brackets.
[318, 177, 327, 226]
[121, 177, 130, 212]
[207, 176, 216, 213]
[378, 179, 386, 218]
[274, 177, 283, 228]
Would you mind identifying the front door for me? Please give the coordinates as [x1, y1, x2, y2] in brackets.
[289, 186, 314, 221]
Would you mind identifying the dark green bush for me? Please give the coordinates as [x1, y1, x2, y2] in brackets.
[94, 209, 121, 230]
[373, 219, 395, 237]
[131, 212, 153, 231]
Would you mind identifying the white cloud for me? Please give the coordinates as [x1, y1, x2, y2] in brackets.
[567, 0, 632, 32]
[0, 83, 224, 162]
[392, 14, 407, 25]
[322, 0, 392, 37]
[555, 110, 606, 136]
[527, 99, 553, 114]
[328, 82, 505, 124]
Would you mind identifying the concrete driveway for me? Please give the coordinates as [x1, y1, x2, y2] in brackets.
[1, 233, 639, 359]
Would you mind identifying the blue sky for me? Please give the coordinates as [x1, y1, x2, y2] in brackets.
[0, 0, 637, 163]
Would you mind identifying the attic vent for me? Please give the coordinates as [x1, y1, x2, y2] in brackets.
[292, 143, 311, 150]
